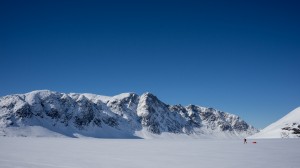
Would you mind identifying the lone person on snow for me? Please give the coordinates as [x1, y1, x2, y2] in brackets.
[244, 138, 247, 144]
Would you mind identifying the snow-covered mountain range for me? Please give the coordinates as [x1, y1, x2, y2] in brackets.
[250, 107, 300, 139]
[0, 90, 257, 139]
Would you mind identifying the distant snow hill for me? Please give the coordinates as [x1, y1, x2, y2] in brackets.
[250, 107, 300, 139]
[0, 90, 257, 139]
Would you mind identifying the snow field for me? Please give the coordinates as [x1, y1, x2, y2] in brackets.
[0, 137, 299, 168]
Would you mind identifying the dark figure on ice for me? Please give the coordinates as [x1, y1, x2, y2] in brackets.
[244, 138, 247, 144]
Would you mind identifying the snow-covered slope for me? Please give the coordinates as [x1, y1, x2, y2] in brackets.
[250, 107, 300, 139]
[0, 90, 258, 139]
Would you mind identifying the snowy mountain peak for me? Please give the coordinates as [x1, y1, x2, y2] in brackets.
[0, 90, 258, 139]
[250, 107, 300, 138]
[140, 92, 159, 101]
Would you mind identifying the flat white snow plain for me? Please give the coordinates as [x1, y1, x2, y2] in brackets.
[0, 137, 299, 168]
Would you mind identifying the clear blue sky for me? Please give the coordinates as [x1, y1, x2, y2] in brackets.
[1, 0, 300, 129]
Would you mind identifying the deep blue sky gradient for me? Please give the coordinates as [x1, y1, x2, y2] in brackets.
[1, 0, 300, 128]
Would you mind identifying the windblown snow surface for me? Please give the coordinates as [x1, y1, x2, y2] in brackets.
[0, 137, 299, 168]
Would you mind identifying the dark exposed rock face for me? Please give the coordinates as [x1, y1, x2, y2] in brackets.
[16, 103, 32, 118]
[282, 125, 300, 135]
[0, 90, 258, 138]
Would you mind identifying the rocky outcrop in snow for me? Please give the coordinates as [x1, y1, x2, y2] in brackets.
[0, 90, 258, 138]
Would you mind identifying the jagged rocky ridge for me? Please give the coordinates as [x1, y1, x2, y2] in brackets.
[0, 90, 258, 138]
